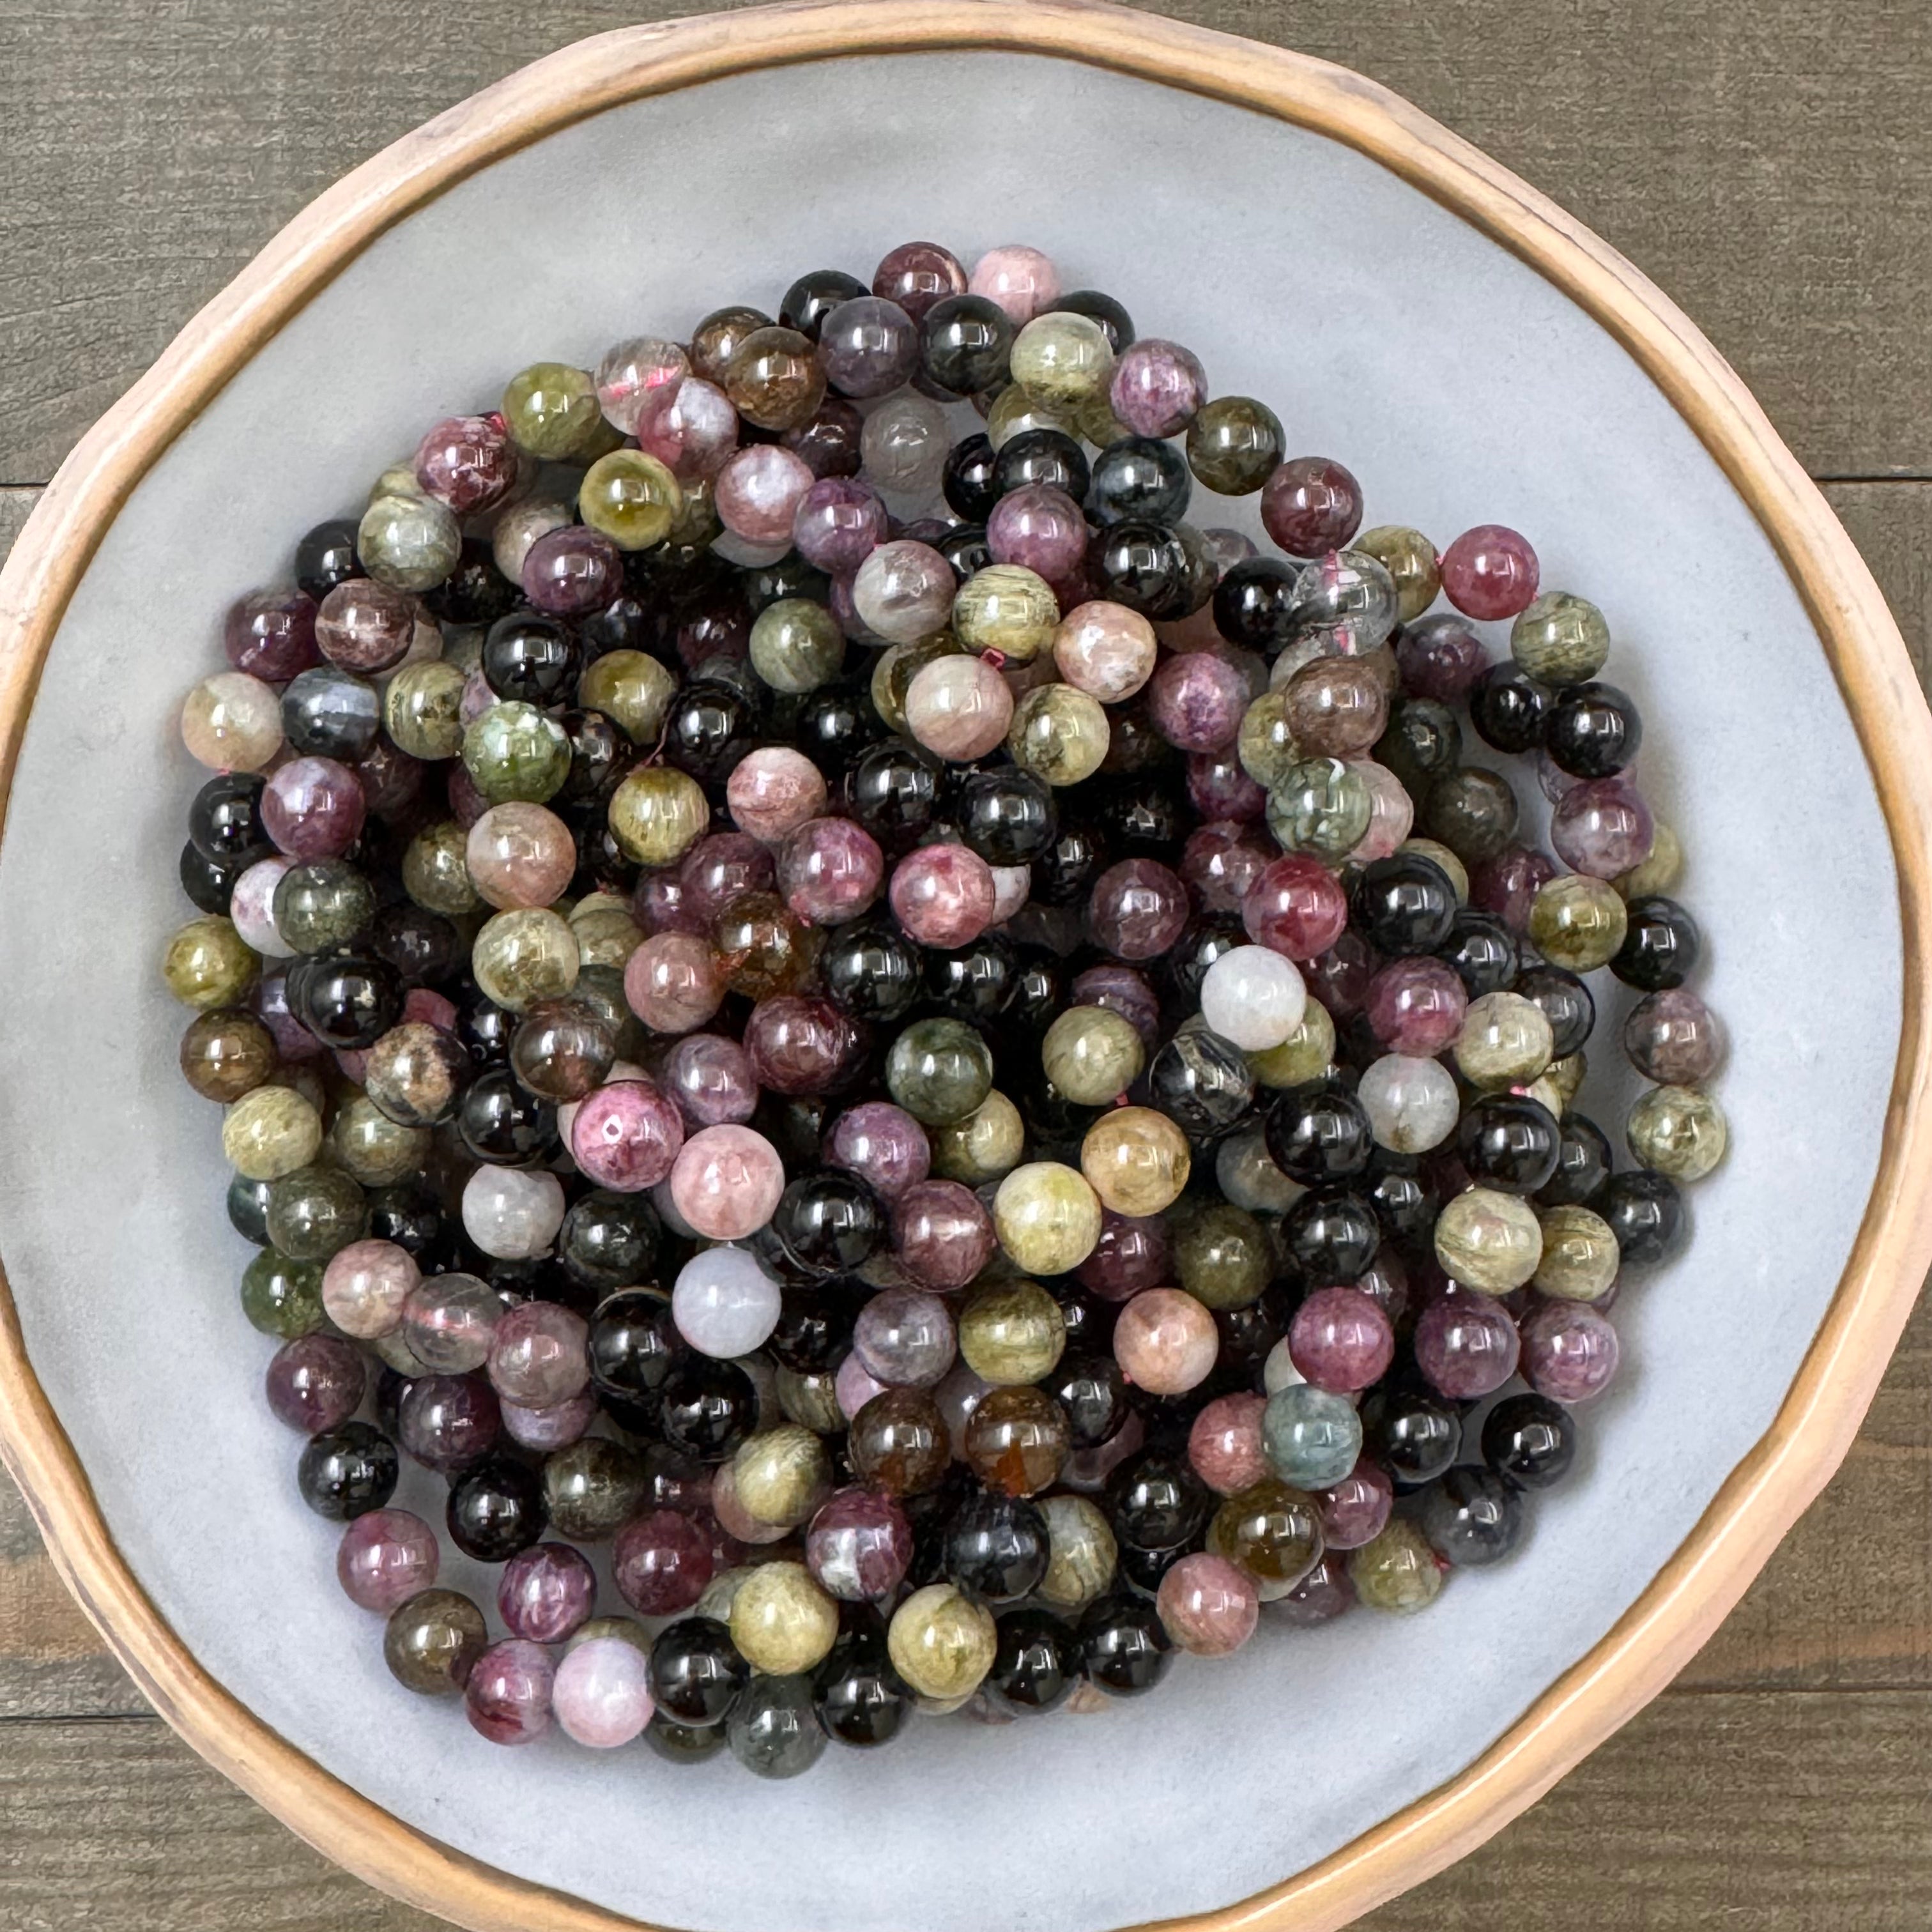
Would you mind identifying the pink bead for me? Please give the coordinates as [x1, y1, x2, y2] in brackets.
[466, 1639, 554, 1746]
[905, 656, 1015, 763]
[668, 1124, 786, 1239]
[873, 240, 968, 321]
[1188, 1392, 1268, 1496]
[968, 243, 1061, 324]
[1365, 956, 1468, 1055]
[613, 1508, 714, 1616]
[261, 756, 365, 860]
[321, 1238, 418, 1339]
[1470, 845, 1560, 933]
[1156, 1552, 1259, 1657]
[890, 843, 997, 947]
[1414, 1289, 1522, 1400]
[571, 1078, 686, 1192]
[1147, 649, 1247, 753]
[836, 1351, 890, 1421]
[1114, 1287, 1219, 1395]
[1441, 524, 1539, 619]
[414, 413, 518, 516]
[1396, 615, 1489, 702]
[988, 862, 1031, 924]
[224, 587, 319, 682]
[1089, 857, 1189, 961]
[777, 815, 885, 923]
[500, 1390, 595, 1452]
[792, 475, 887, 575]
[892, 1179, 996, 1291]
[336, 1509, 439, 1613]
[497, 1542, 597, 1643]
[316, 579, 415, 673]
[1054, 601, 1158, 703]
[488, 1300, 591, 1409]
[716, 443, 815, 546]
[264, 1335, 364, 1434]
[1109, 338, 1208, 439]
[1181, 820, 1274, 916]
[1077, 1211, 1171, 1300]
[826, 1102, 931, 1203]
[1521, 1300, 1621, 1402]
[726, 746, 829, 844]
[743, 995, 862, 1094]
[633, 867, 704, 937]
[661, 1032, 760, 1128]
[987, 484, 1089, 583]
[624, 931, 724, 1033]
[521, 525, 622, 617]
[807, 1485, 914, 1600]
[1261, 457, 1363, 558]
[639, 376, 739, 482]
[1243, 853, 1349, 961]
[552, 1635, 654, 1749]
[1551, 776, 1655, 879]
[1289, 1285, 1395, 1392]
[467, 802, 576, 911]
[1318, 1458, 1395, 1551]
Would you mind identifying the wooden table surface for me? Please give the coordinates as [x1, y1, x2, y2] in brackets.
[3, 1, 1929, 1925]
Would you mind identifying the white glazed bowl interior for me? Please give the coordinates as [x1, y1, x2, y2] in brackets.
[0, 47, 1897, 1932]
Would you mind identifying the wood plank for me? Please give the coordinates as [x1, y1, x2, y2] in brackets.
[0, 0, 1928, 484]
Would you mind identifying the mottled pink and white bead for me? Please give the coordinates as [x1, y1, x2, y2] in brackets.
[594, 335, 691, 437]
[715, 443, 815, 546]
[726, 746, 829, 843]
[668, 1124, 787, 1239]
[1108, 337, 1208, 438]
[552, 1636, 654, 1749]
[1053, 601, 1158, 702]
[323, 1239, 419, 1339]
[336, 1509, 439, 1613]
[1147, 649, 1247, 753]
[1551, 776, 1654, 878]
[1188, 1392, 1268, 1496]
[1114, 1287, 1219, 1395]
[905, 654, 1015, 762]
[498, 1542, 597, 1644]
[570, 1078, 686, 1192]
[467, 802, 576, 910]
[638, 376, 739, 482]
[777, 815, 885, 924]
[414, 413, 519, 515]
[1156, 1552, 1259, 1657]
[229, 855, 295, 957]
[889, 843, 997, 947]
[968, 243, 1061, 324]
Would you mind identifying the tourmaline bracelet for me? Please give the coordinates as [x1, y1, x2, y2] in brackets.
[167, 234, 1727, 1775]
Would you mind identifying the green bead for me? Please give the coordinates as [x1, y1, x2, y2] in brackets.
[1009, 310, 1114, 410]
[462, 702, 571, 806]
[1007, 682, 1110, 786]
[605, 765, 709, 868]
[358, 491, 460, 592]
[1248, 1000, 1337, 1088]
[1238, 691, 1301, 790]
[928, 1089, 1025, 1183]
[953, 564, 1059, 663]
[1627, 1084, 1728, 1181]
[1267, 757, 1372, 861]
[1186, 395, 1284, 495]
[1262, 1383, 1363, 1489]
[1528, 873, 1628, 972]
[162, 916, 259, 1011]
[264, 1164, 368, 1263]
[1039, 1005, 1144, 1107]
[328, 1092, 432, 1187]
[1510, 591, 1611, 685]
[500, 361, 602, 459]
[384, 660, 468, 760]
[272, 860, 374, 955]
[220, 1083, 323, 1181]
[749, 599, 846, 696]
[402, 820, 482, 916]
[578, 448, 682, 551]
[240, 1251, 326, 1338]
[472, 908, 580, 1013]
[1349, 1518, 1445, 1614]
[957, 1279, 1066, 1386]
[578, 650, 677, 745]
[1174, 1200, 1269, 1310]
[1354, 525, 1441, 624]
[885, 1018, 995, 1126]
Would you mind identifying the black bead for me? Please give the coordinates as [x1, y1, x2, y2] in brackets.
[779, 266, 866, 339]
[446, 1455, 546, 1562]
[1091, 519, 1192, 620]
[558, 708, 628, 806]
[988, 1607, 1082, 1715]
[1537, 1113, 1614, 1209]
[1597, 1168, 1687, 1268]
[1439, 908, 1520, 997]
[1048, 1347, 1129, 1450]
[280, 665, 379, 760]
[1374, 697, 1463, 797]
[188, 770, 272, 867]
[1482, 1392, 1579, 1491]
[1145, 1028, 1256, 1140]
[227, 1172, 274, 1246]
[650, 1615, 751, 1727]
[944, 1489, 1050, 1602]
[784, 398, 866, 479]
[1115, 1540, 1190, 1594]
[1364, 1149, 1438, 1248]
[1107, 1446, 1211, 1552]
[1515, 963, 1595, 1058]
[1544, 680, 1643, 778]
[586, 1287, 682, 1419]
[953, 767, 1058, 868]
[1360, 1384, 1462, 1489]
[1078, 1593, 1173, 1696]
[1350, 852, 1459, 956]
[991, 427, 1090, 503]
[924, 934, 1020, 1022]
[455, 984, 514, 1061]
[1029, 820, 1108, 906]
[845, 738, 943, 848]
[643, 1710, 730, 1763]
[482, 610, 579, 706]
[1162, 918, 1246, 1016]
[817, 921, 921, 1022]
[1212, 556, 1298, 652]
[663, 679, 760, 786]
[767, 1278, 867, 1374]
[579, 587, 660, 657]
[1007, 949, 1066, 1036]
[770, 1171, 885, 1278]
[942, 433, 1002, 521]
[1087, 435, 1192, 526]
[934, 522, 992, 581]
[1468, 664, 1552, 755]
[1612, 894, 1700, 991]
[740, 553, 831, 615]
[291, 952, 403, 1049]
[457, 1066, 558, 1167]
[1420, 1464, 1524, 1566]
[812, 1628, 909, 1746]
[296, 1422, 398, 1521]
[179, 840, 239, 916]
[423, 538, 518, 626]
[1055, 288, 1135, 351]
[371, 902, 461, 988]
[293, 517, 362, 601]
[1457, 1093, 1563, 1195]
[1280, 1186, 1380, 1283]
[1266, 1080, 1376, 1185]
[791, 680, 885, 777]
[364, 1184, 444, 1259]
[921, 294, 1014, 395]
[657, 1356, 758, 1462]
[559, 1191, 663, 1294]
[1089, 776, 1184, 857]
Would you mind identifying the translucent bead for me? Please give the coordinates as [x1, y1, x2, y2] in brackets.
[1356, 1053, 1460, 1153]
[958, 1279, 1066, 1386]
[1186, 395, 1283, 495]
[1434, 1186, 1544, 1292]
[472, 907, 578, 1012]
[1624, 987, 1724, 1084]
[1262, 1383, 1362, 1488]
[1106, 336, 1205, 438]
[1243, 852, 1349, 960]
[1008, 682, 1110, 786]
[993, 1161, 1102, 1275]
[1246, 1001, 1337, 1089]
[1349, 1519, 1444, 1614]
[668, 1124, 786, 1239]
[464, 802, 574, 912]
[1261, 456, 1362, 557]
[715, 444, 815, 547]
[724, 325, 825, 431]
[1551, 776, 1654, 879]
[461, 1164, 565, 1260]
[1199, 944, 1306, 1050]
[1089, 857, 1188, 960]
[905, 652, 1014, 761]
[607, 766, 709, 868]
[672, 1245, 783, 1357]
[1053, 600, 1157, 701]
[501, 361, 602, 458]
[261, 756, 366, 861]
[1113, 1287, 1218, 1395]
[826, 1101, 929, 1203]
[1282, 656, 1388, 760]
[337, 1509, 439, 1614]
[623, 931, 723, 1034]
[791, 475, 886, 576]
[1627, 1084, 1728, 1181]
[968, 245, 1061, 325]
[873, 240, 967, 319]
[401, 1270, 501, 1373]
[1043, 1006, 1146, 1106]
[594, 334, 690, 435]
[852, 539, 954, 643]
[1534, 1204, 1621, 1301]
[929, 1089, 1026, 1185]
[1080, 1106, 1190, 1217]
[579, 448, 682, 552]
[954, 564, 1059, 663]
[181, 671, 283, 772]
[552, 1634, 654, 1749]
[747, 597, 845, 696]
[1512, 590, 1610, 682]
[1414, 1289, 1521, 1399]
[1268, 757, 1372, 861]
[1354, 525, 1441, 623]
[1287, 551, 1399, 657]
[358, 492, 460, 593]
[1521, 1300, 1621, 1402]
[860, 391, 949, 498]
[1528, 872, 1629, 972]
[1010, 309, 1115, 411]
[1441, 524, 1540, 620]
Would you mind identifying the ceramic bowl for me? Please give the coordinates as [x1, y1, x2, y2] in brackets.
[3, 5, 1930, 1931]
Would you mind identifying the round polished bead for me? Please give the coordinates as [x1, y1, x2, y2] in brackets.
[497, 1542, 595, 1644]
[1434, 1186, 1544, 1293]
[667, 1125, 786, 1239]
[1112, 1288, 1218, 1396]
[1528, 873, 1629, 972]
[1440, 524, 1539, 619]
[1623, 988, 1725, 1085]
[1262, 1383, 1363, 1489]
[1414, 1289, 1522, 1399]
[1199, 943, 1307, 1051]
[671, 1245, 783, 1358]
[851, 539, 955, 644]
[1627, 1084, 1728, 1181]
[1521, 1300, 1621, 1402]
[1348, 1518, 1445, 1614]
[1289, 1286, 1394, 1392]
[1156, 1552, 1259, 1657]
[807, 1487, 914, 1602]
[337, 1510, 439, 1614]
[993, 1161, 1102, 1275]
[1080, 1107, 1191, 1218]
[1261, 457, 1362, 557]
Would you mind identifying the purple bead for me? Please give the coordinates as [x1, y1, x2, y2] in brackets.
[1289, 1286, 1393, 1393]
[891, 1179, 995, 1292]
[806, 1485, 914, 1600]
[1069, 963, 1163, 1048]
[1088, 857, 1190, 961]
[825, 1101, 931, 1202]
[264, 1334, 365, 1434]
[1273, 1551, 1356, 1627]
[397, 1372, 502, 1473]
[889, 842, 997, 947]
[254, 970, 326, 1061]
[1147, 650, 1247, 753]
[1187, 750, 1268, 824]
[1304, 931, 1380, 1018]
[634, 866, 707, 937]
[1470, 845, 1560, 933]
[612, 1507, 714, 1616]
[446, 760, 488, 831]
[742, 995, 861, 1094]
[679, 832, 776, 927]
[853, 1285, 957, 1387]
[792, 476, 888, 574]
[816, 295, 920, 399]
[500, 1390, 595, 1451]
[1396, 615, 1490, 702]
[836, 1351, 889, 1421]
[496, 1542, 597, 1643]
[1108, 337, 1208, 438]
[465, 1637, 554, 1745]
[1077, 1210, 1171, 1301]
[986, 484, 1088, 583]
[487, 1301, 591, 1409]
[778, 815, 885, 925]
[1550, 776, 1655, 879]
[663, 1032, 760, 1127]
[336, 1508, 439, 1613]
[1414, 1289, 1522, 1400]
[261, 756, 365, 860]
[521, 525, 623, 617]
[1365, 956, 1468, 1056]
[1317, 1459, 1394, 1551]
[351, 736, 424, 818]
[1261, 456, 1363, 558]
[1521, 1300, 1621, 1402]
[224, 588, 319, 682]
[571, 1078, 686, 1192]
[415, 413, 519, 516]
[1623, 987, 1724, 1085]
[783, 399, 867, 481]
[1180, 819, 1275, 916]
[872, 240, 968, 321]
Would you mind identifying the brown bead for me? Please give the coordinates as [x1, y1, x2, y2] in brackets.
[848, 1388, 952, 1497]
[689, 304, 773, 386]
[712, 890, 816, 999]
[963, 1384, 1071, 1497]
[179, 1008, 277, 1102]
[542, 1437, 648, 1543]
[1208, 1479, 1322, 1588]
[383, 1587, 487, 1696]
[724, 326, 827, 433]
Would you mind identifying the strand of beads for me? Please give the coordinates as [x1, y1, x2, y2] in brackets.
[166, 232, 1725, 1776]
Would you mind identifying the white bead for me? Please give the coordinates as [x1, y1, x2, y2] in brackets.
[461, 1164, 565, 1259]
[1262, 1337, 1306, 1395]
[228, 856, 295, 958]
[1356, 1054, 1460, 1154]
[672, 1245, 783, 1358]
[1199, 944, 1307, 1051]
[1215, 1125, 1305, 1215]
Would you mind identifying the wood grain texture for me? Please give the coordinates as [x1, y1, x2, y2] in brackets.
[0, 0, 1928, 485]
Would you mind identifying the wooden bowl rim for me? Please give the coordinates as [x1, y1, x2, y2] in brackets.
[2, 4, 1929, 1928]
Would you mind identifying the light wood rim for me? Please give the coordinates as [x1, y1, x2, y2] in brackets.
[1, 3, 1928, 1928]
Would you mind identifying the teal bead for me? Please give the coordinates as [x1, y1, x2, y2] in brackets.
[1262, 1383, 1363, 1489]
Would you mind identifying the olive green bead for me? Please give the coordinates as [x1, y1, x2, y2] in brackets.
[1627, 1084, 1729, 1181]
[1454, 991, 1554, 1090]
[1185, 394, 1284, 495]
[958, 1279, 1066, 1386]
[886, 1582, 997, 1700]
[732, 1426, 832, 1529]
[1071, 388, 1130, 450]
[729, 1560, 839, 1676]
[885, 1018, 995, 1126]
[992, 1160, 1103, 1275]
[240, 1251, 326, 1338]
[569, 896, 644, 970]
[272, 860, 375, 955]
[953, 564, 1059, 663]
[1175, 1200, 1270, 1310]
[749, 599, 845, 696]
[543, 1438, 647, 1543]
[1268, 757, 1372, 861]
[1528, 873, 1629, 972]
[1534, 1204, 1621, 1301]
[472, 908, 580, 1013]
[1007, 682, 1110, 786]
[578, 649, 677, 746]
[1238, 691, 1302, 791]
[986, 382, 1072, 450]
[328, 1091, 432, 1188]
[1510, 591, 1611, 685]
[1011, 309, 1115, 410]
[606, 765, 709, 868]
[163, 916, 259, 1011]
[500, 361, 602, 459]
[1248, 1000, 1337, 1088]
[1422, 765, 1520, 864]
[369, 460, 427, 505]
[1035, 1495, 1118, 1613]
[564, 1615, 653, 1657]
[402, 820, 482, 916]
[1545, 1051, 1587, 1110]
[463, 702, 572, 806]
[358, 491, 461, 593]
[776, 1365, 845, 1436]
[264, 1163, 369, 1263]
[384, 660, 468, 760]
[1348, 1518, 1445, 1614]
[221, 1084, 323, 1181]
[1354, 525, 1441, 623]
[578, 448, 682, 551]
[1041, 1004, 1144, 1107]
[384, 1589, 488, 1696]
[1614, 820, 1683, 900]
[1434, 1184, 1544, 1294]
[929, 1089, 1025, 1183]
